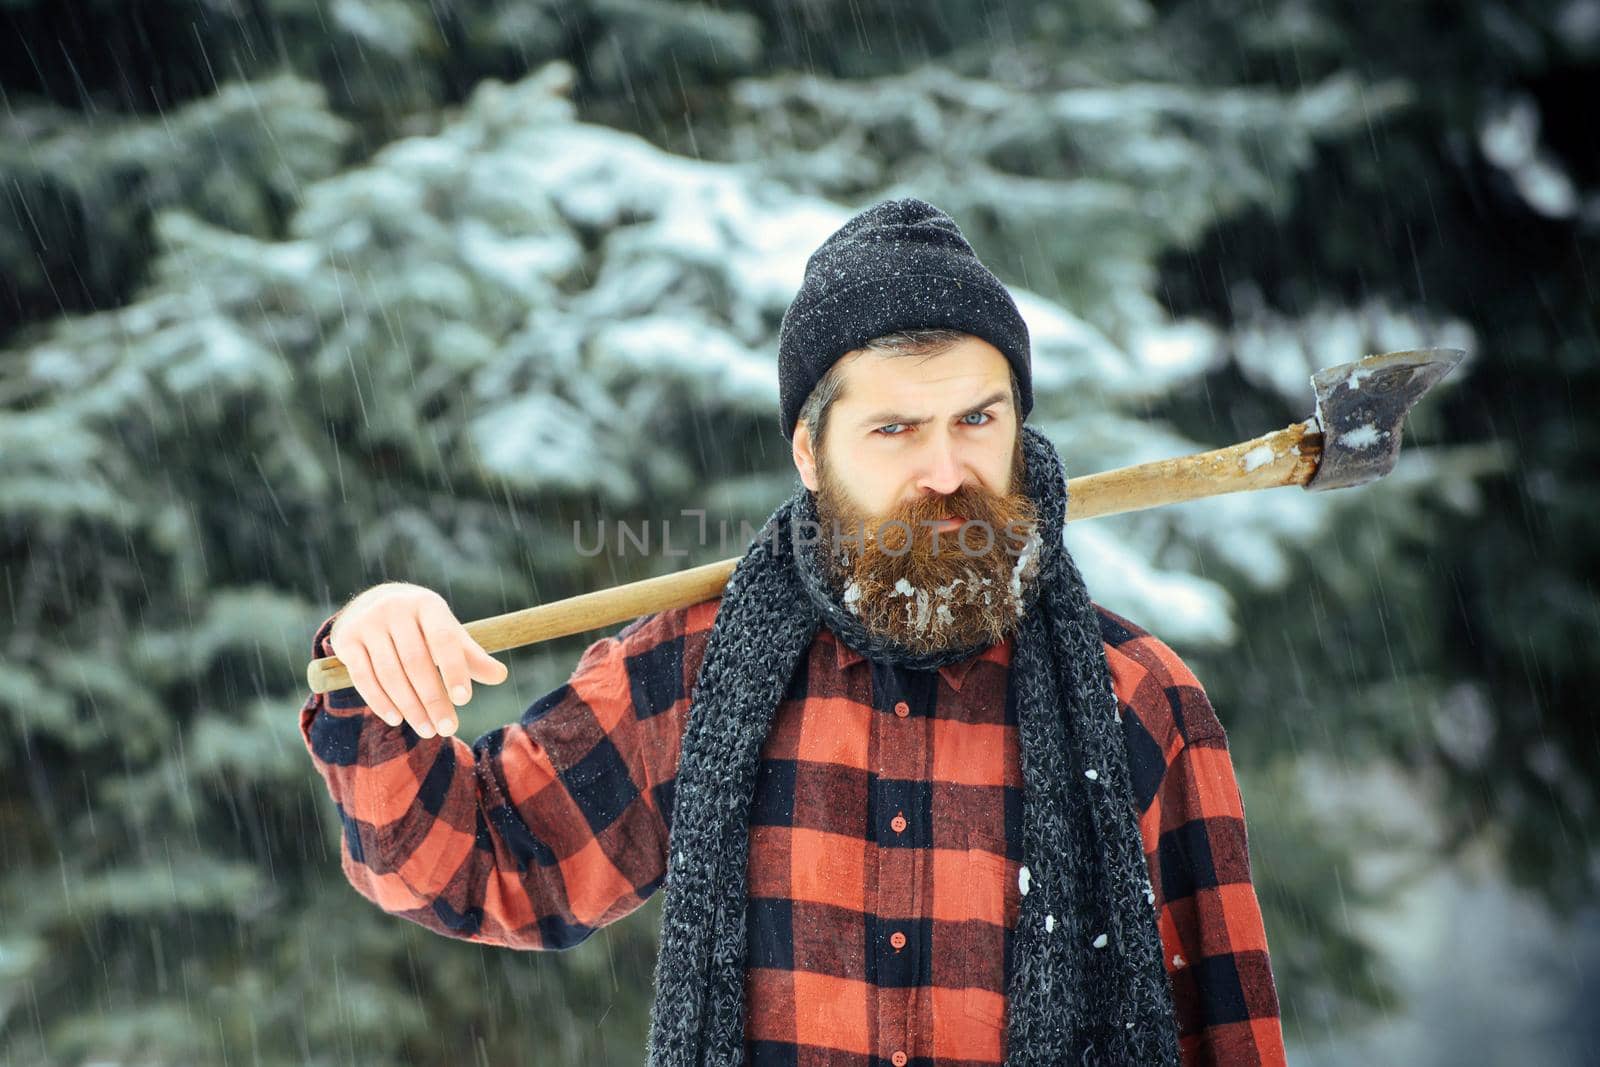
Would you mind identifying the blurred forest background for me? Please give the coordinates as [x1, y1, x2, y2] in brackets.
[1, 1, 1596, 1064]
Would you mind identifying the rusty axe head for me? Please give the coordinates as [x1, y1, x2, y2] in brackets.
[1305, 347, 1466, 491]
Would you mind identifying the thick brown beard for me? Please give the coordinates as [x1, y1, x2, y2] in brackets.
[813, 431, 1040, 655]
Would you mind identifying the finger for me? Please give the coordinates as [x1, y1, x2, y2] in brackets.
[390, 616, 457, 738]
[464, 640, 509, 685]
[365, 631, 434, 738]
[337, 637, 403, 727]
[418, 600, 473, 713]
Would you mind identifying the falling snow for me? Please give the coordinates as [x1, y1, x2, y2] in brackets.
[0, 4, 1565, 1064]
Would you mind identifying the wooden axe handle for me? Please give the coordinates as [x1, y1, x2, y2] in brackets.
[306, 419, 1321, 693]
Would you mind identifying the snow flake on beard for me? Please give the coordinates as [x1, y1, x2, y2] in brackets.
[1007, 525, 1043, 616]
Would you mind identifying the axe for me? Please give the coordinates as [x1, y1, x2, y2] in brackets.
[307, 347, 1464, 694]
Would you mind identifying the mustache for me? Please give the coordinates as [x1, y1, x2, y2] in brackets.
[902, 475, 1033, 524]
[823, 482, 1037, 558]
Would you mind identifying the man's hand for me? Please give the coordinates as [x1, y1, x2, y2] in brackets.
[327, 584, 509, 737]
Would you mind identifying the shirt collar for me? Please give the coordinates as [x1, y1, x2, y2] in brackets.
[828, 627, 1012, 691]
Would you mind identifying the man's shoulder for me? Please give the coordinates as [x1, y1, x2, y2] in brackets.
[1090, 600, 1224, 746]
[589, 594, 724, 691]
[1090, 602, 1202, 683]
[612, 594, 723, 651]
[558, 596, 725, 722]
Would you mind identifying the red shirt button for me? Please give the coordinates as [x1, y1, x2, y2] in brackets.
[889, 930, 907, 949]
[893, 700, 910, 717]
[890, 814, 907, 833]
[892, 1052, 908, 1067]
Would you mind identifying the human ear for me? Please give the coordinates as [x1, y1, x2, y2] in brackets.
[792, 423, 820, 492]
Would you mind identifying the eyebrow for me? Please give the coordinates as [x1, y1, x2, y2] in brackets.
[857, 390, 1012, 430]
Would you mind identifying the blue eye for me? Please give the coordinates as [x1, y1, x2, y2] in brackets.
[875, 412, 992, 436]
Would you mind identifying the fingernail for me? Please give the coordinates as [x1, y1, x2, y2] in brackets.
[440, 717, 456, 735]
[451, 685, 469, 704]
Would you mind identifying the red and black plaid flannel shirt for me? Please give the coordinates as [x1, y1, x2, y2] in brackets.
[299, 595, 1285, 1065]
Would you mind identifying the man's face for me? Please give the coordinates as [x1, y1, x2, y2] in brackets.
[792, 336, 1040, 654]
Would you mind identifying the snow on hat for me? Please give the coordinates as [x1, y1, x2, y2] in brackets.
[776, 196, 1034, 441]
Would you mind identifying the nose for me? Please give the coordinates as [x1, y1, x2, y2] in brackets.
[917, 434, 967, 497]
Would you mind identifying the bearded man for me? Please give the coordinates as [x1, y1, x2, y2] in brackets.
[300, 198, 1286, 1067]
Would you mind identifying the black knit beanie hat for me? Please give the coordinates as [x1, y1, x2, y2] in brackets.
[776, 196, 1034, 441]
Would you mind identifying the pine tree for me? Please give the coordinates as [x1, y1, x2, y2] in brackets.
[4, 0, 1591, 1062]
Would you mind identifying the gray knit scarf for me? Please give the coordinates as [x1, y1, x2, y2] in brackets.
[645, 425, 1181, 1065]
